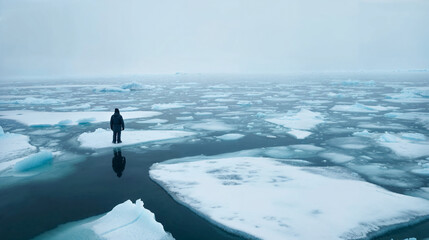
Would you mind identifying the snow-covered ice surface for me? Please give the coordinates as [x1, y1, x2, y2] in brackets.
[1, 74, 429, 240]
[150, 155, 429, 240]
[0, 126, 37, 170]
[78, 128, 195, 149]
[34, 199, 174, 240]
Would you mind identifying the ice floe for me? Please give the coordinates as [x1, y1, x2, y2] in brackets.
[331, 103, 398, 113]
[137, 118, 169, 124]
[52, 103, 92, 111]
[188, 120, 234, 132]
[377, 133, 429, 159]
[385, 87, 429, 103]
[13, 151, 53, 172]
[216, 133, 245, 141]
[287, 129, 312, 139]
[385, 112, 429, 130]
[78, 128, 195, 149]
[319, 152, 354, 163]
[265, 109, 323, 139]
[151, 103, 185, 110]
[0, 126, 37, 171]
[176, 116, 194, 121]
[34, 199, 174, 240]
[353, 130, 429, 159]
[0, 110, 161, 126]
[150, 156, 429, 240]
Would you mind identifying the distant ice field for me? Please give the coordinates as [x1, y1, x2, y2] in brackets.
[0, 74, 429, 240]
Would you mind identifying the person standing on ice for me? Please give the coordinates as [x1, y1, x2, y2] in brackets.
[110, 108, 124, 144]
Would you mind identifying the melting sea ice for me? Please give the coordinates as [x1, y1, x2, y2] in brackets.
[0, 73, 429, 240]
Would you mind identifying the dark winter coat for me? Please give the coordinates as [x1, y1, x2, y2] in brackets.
[110, 112, 124, 132]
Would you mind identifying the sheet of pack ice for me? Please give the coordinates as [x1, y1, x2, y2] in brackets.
[34, 199, 174, 240]
[265, 109, 323, 139]
[0, 126, 37, 170]
[331, 103, 398, 112]
[78, 128, 195, 149]
[150, 157, 429, 240]
[0, 110, 161, 126]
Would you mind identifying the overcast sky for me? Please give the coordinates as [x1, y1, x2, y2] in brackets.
[0, 0, 428, 78]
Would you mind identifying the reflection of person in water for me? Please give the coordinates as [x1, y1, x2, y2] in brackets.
[112, 148, 126, 178]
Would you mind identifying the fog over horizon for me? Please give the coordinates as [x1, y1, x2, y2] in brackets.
[1, 0, 428, 79]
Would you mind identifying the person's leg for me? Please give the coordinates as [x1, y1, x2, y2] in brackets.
[112, 131, 117, 143]
[117, 131, 122, 143]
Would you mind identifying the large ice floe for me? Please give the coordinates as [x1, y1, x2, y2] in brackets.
[0, 126, 37, 171]
[78, 128, 195, 149]
[34, 199, 174, 240]
[150, 156, 429, 240]
[0, 110, 161, 126]
[265, 109, 323, 139]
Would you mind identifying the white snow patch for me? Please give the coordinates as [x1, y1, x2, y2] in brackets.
[150, 156, 429, 240]
[34, 199, 174, 240]
[78, 128, 195, 149]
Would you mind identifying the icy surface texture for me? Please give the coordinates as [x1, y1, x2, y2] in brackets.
[13, 151, 53, 172]
[0, 110, 161, 126]
[34, 199, 174, 240]
[150, 156, 429, 240]
[78, 128, 195, 149]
